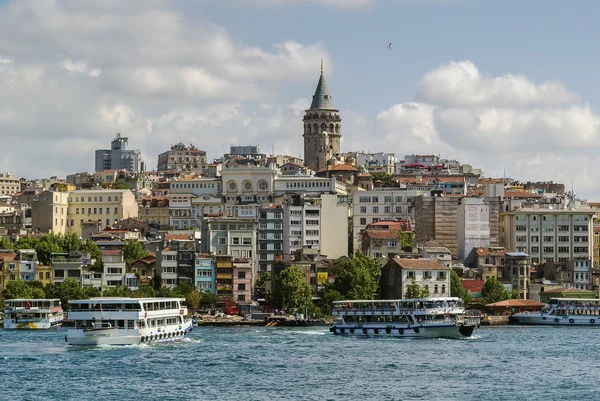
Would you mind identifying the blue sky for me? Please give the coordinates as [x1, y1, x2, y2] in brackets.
[0, 0, 599, 197]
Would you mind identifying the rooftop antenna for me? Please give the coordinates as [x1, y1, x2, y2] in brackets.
[321, 59, 324, 74]
[272, 143, 274, 157]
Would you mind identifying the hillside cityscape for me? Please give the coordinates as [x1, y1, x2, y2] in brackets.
[0, 64, 598, 311]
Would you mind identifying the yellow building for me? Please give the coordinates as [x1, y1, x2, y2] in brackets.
[140, 197, 170, 228]
[55, 182, 76, 192]
[215, 255, 233, 298]
[36, 265, 53, 286]
[67, 189, 139, 236]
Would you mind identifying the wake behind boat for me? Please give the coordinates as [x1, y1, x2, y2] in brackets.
[66, 297, 193, 346]
[330, 297, 480, 338]
[3, 299, 64, 329]
[509, 298, 600, 326]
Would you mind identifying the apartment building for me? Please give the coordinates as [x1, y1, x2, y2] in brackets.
[157, 142, 207, 174]
[258, 205, 284, 273]
[355, 152, 396, 175]
[232, 258, 252, 302]
[283, 193, 348, 260]
[0, 173, 21, 196]
[380, 257, 451, 299]
[67, 190, 138, 236]
[352, 189, 426, 251]
[195, 254, 215, 293]
[500, 199, 596, 265]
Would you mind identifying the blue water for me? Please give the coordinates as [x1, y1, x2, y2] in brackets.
[0, 326, 598, 401]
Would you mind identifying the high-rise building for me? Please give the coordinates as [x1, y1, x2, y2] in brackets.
[95, 133, 143, 173]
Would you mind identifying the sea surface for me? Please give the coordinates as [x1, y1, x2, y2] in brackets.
[0, 325, 599, 401]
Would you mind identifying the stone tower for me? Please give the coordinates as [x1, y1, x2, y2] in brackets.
[303, 61, 342, 172]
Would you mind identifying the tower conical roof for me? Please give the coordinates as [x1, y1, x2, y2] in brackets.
[309, 62, 335, 110]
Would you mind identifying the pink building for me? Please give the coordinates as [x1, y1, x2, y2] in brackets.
[232, 258, 252, 303]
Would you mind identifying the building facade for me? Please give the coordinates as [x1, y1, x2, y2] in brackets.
[0, 173, 21, 196]
[157, 142, 207, 174]
[380, 257, 451, 299]
[303, 62, 342, 172]
[95, 133, 143, 173]
[457, 197, 491, 262]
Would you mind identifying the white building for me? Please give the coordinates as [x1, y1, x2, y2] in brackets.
[500, 198, 596, 265]
[157, 248, 178, 288]
[273, 176, 346, 196]
[457, 198, 491, 262]
[355, 152, 396, 175]
[352, 189, 427, 251]
[382, 257, 451, 298]
[283, 193, 348, 259]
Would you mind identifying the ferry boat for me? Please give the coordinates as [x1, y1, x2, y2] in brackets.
[509, 298, 600, 326]
[330, 297, 480, 338]
[3, 299, 64, 329]
[65, 297, 193, 346]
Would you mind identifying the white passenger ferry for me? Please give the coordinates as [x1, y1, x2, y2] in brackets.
[509, 298, 600, 326]
[66, 297, 193, 346]
[330, 297, 480, 338]
[3, 299, 64, 329]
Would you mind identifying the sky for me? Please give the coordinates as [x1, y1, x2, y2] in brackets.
[1, 0, 600, 198]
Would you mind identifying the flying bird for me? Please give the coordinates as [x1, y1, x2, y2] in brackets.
[387, 43, 393, 50]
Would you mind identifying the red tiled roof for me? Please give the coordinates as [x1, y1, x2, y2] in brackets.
[462, 279, 484, 294]
[101, 250, 122, 256]
[0, 252, 17, 261]
[364, 230, 402, 240]
[317, 164, 358, 173]
[392, 258, 449, 270]
[366, 220, 412, 230]
[476, 247, 506, 257]
[594, 226, 600, 234]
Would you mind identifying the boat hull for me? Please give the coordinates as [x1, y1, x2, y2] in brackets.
[66, 321, 193, 346]
[4, 318, 64, 330]
[509, 313, 600, 326]
[330, 323, 476, 338]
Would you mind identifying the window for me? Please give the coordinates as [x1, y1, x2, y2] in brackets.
[441, 284, 446, 293]
[434, 285, 439, 293]
[395, 206, 402, 213]
[384, 206, 391, 214]
[407, 271, 415, 278]
[516, 225, 527, 232]
[242, 237, 252, 245]
[372, 206, 379, 213]
[388, 240, 397, 247]
[218, 237, 226, 245]
[516, 236, 527, 242]
[360, 206, 367, 213]
[259, 181, 268, 191]
[530, 236, 539, 243]
[360, 218, 366, 225]
[238, 283, 246, 291]
[359, 196, 371, 203]
[372, 196, 379, 203]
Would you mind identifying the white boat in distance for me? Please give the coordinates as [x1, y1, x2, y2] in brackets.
[330, 297, 480, 338]
[3, 299, 64, 329]
[509, 298, 600, 326]
[66, 297, 193, 346]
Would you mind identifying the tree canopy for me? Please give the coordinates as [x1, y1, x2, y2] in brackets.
[481, 277, 511, 305]
[328, 251, 380, 300]
[272, 266, 313, 311]
[122, 239, 150, 264]
[404, 279, 430, 299]
[370, 172, 393, 182]
[450, 270, 473, 304]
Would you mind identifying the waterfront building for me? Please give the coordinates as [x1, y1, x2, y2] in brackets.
[101, 249, 126, 288]
[16, 249, 37, 282]
[215, 255, 234, 299]
[504, 252, 531, 299]
[500, 197, 596, 265]
[303, 62, 342, 173]
[51, 252, 89, 286]
[0, 251, 17, 291]
[156, 247, 178, 288]
[95, 133, 143, 173]
[36, 264, 53, 286]
[594, 227, 600, 268]
[380, 257, 451, 299]
[195, 254, 215, 294]
[232, 258, 252, 302]
[129, 255, 156, 287]
[157, 142, 207, 174]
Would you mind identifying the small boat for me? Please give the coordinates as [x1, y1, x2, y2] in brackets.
[330, 297, 480, 338]
[65, 297, 193, 346]
[3, 299, 64, 329]
[509, 298, 600, 326]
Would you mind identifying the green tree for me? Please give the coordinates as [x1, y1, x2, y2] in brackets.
[404, 279, 425, 299]
[157, 286, 173, 297]
[112, 180, 131, 190]
[319, 287, 343, 315]
[371, 172, 393, 182]
[398, 231, 416, 249]
[122, 239, 150, 265]
[2, 281, 45, 300]
[14, 236, 40, 251]
[172, 281, 195, 298]
[0, 236, 14, 250]
[35, 240, 64, 265]
[329, 251, 380, 300]
[255, 271, 271, 300]
[103, 286, 133, 297]
[61, 233, 84, 254]
[200, 290, 218, 309]
[347, 216, 354, 256]
[511, 289, 520, 299]
[81, 239, 102, 271]
[272, 266, 313, 311]
[134, 285, 156, 298]
[83, 287, 101, 298]
[44, 278, 84, 309]
[450, 270, 472, 304]
[186, 290, 202, 311]
[481, 277, 511, 305]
